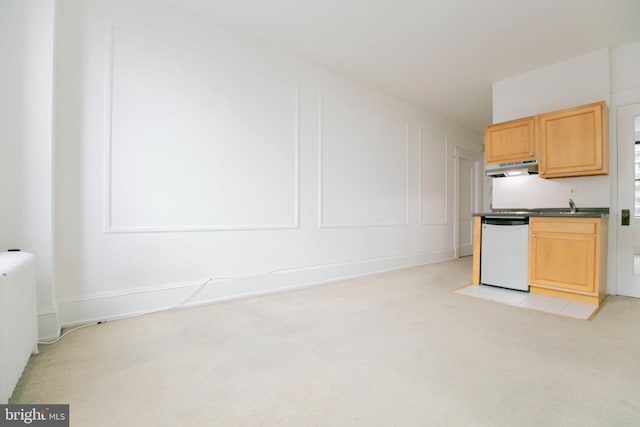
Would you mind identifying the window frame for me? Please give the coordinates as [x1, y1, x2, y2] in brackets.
[635, 140, 640, 217]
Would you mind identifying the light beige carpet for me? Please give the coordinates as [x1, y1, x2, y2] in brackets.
[11, 258, 640, 426]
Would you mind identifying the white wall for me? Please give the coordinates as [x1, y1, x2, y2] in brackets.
[0, 1, 23, 249]
[612, 40, 640, 99]
[492, 49, 610, 123]
[491, 49, 611, 209]
[53, 0, 481, 326]
[0, 0, 58, 340]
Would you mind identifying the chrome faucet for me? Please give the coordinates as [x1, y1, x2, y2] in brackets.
[569, 198, 576, 214]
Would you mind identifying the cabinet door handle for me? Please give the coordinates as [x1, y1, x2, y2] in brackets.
[531, 234, 536, 238]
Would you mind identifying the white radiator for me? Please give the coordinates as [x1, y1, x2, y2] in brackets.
[0, 251, 38, 404]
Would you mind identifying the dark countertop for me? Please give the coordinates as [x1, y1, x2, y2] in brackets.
[473, 207, 609, 218]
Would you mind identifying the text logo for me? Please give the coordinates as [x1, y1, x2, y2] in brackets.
[0, 405, 68, 427]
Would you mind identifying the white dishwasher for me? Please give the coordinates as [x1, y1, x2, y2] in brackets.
[480, 217, 529, 291]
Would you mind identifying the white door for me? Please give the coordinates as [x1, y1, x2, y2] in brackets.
[456, 147, 482, 257]
[616, 103, 640, 298]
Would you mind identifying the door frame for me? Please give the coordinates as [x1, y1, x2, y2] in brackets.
[453, 146, 483, 258]
[615, 101, 640, 298]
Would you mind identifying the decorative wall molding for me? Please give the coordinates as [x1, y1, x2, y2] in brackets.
[57, 249, 455, 327]
[317, 91, 410, 228]
[103, 26, 300, 234]
[419, 126, 448, 225]
[317, 92, 324, 228]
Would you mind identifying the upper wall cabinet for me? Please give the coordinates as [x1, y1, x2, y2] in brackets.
[537, 101, 608, 179]
[485, 101, 608, 179]
[484, 117, 535, 165]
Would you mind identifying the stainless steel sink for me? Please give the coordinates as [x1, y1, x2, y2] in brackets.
[537, 211, 576, 216]
[478, 208, 609, 218]
[535, 209, 607, 217]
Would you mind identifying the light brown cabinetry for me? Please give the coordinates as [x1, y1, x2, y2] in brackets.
[472, 217, 481, 285]
[537, 101, 607, 178]
[528, 217, 607, 305]
[484, 117, 535, 165]
[484, 101, 607, 178]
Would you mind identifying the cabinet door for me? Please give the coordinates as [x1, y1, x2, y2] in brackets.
[528, 218, 598, 296]
[484, 117, 535, 164]
[537, 101, 607, 178]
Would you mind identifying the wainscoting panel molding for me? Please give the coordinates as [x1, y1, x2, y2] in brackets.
[318, 91, 410, 228]
[419, 127, 448, 225]
[104, 27, 299, 233]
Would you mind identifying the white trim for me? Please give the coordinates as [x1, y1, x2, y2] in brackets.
[316, 223, 411, 229]
[103, 25, 115, 233]
[317, 92, 410, 229]
[57, 250, 454, 327]
[609, 94, 640, 297]
[418, 124, 423, 224]
[615, 102, 640, 298]
[611, 88, 640, 109]
[405, 124, 411, 225]
[317, 91, 324, 228]
[102, 26, 301, 234]
[37, 309, 60, 342]
[105, 223, 301, 234]
[453, 146, 483, 258]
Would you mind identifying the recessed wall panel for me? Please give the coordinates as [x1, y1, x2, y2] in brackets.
[420, 129, 447, 225]
[319, 92, 409, 227]
[106, 29, 298, 232]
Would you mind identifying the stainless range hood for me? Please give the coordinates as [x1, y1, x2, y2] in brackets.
[485, 159, 538, 177]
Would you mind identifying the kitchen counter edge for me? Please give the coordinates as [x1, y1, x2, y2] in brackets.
[473, 208, 609, 218]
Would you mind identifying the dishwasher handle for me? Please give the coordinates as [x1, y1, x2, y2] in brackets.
[482, 217, 529, 226]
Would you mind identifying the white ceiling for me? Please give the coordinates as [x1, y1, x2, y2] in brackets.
[163, 0, 640, 132]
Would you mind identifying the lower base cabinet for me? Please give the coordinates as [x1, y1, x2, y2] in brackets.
[528, 217, 607, 305]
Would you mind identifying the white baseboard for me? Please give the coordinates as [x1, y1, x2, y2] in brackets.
[37, 309, 60, 342]
[58, 250, 455, 327]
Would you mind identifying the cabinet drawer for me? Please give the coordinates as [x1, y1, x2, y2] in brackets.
[530, 218, 597, 235]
